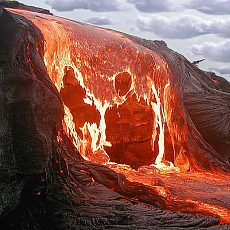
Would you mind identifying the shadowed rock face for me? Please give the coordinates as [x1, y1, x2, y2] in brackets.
[0, 3, 230, 229]
[0, 6, 62, 219]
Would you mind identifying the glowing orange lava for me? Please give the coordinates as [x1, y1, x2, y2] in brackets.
[9, 8, 230, 223]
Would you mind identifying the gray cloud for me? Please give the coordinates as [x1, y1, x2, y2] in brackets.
[190, 40, 230, 63]
[127, 0, 177, 13]
[210, 19, 230, 38]
[137, 15, 207, 39]
[186, 0, 230, 15]
[45, 0, 123, 12]
[85, 17, 114, 25]
[209, 66, 230, 75]
[136, 15, 230, 39]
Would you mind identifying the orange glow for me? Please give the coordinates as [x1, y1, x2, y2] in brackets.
[9, 8, 230, 223]
[185, 199, 230, 224]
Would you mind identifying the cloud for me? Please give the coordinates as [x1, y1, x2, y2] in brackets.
[136, 15, 207, 39]
[210, 19, 230, 38]
[209, 66, 230, 75]
[186, 0, 230, 15]
[45, 0, 123, 12]
[127, 0, 177, 13]
[136, 15, 230, 39]
[85, 17, 114, 25]
[190, 40, 230, 63]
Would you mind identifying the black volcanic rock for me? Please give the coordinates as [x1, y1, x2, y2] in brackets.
[0, 4, 230, 230]
[0, 6, 62, 219]
[0, 1, 52, 15]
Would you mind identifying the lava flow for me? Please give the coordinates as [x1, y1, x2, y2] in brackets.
[10, 9, 230, 223]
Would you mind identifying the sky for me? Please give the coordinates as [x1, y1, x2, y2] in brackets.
[16, 0, 230, 81]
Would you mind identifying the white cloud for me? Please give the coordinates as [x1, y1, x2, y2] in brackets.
[209, 19, 230, 38]
[186, 0, 230, 15]
[136, 15, 207, 39]
[190, 40, 230, 63]
[136, 15, 230, 39]
[85, 17, 114, 25]
[209, 66, 230, 74]
[45, 0, 124, 12]
[127, 0, 177, 13]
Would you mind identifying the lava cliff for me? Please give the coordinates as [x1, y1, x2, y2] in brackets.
[0, 2, 230, 229]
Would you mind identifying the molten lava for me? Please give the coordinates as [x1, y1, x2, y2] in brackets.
[9, 8, 230, 223]
[13, 10, 186, 170]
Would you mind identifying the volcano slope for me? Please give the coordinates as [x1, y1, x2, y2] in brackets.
[0, 3, 230, 230]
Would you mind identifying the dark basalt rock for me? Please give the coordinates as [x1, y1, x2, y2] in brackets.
[0, 6, 62, 221]
[0, 0, 52, 15]
[0, 4, 230, 230]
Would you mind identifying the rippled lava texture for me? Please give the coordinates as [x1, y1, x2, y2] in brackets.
[0, 2, 230, 230]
